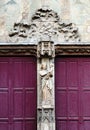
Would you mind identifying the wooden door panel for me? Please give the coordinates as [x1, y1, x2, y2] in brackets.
[0, 57, 37, 130]
[83, 92, 90, 116]
[0, 122, 9, 130]
[56, 91, 67, 117]
[0, 60, 9, 129]
[25, 91, 36, 117]
[81, 60, 90, 125]
[68, 91, 78, 117]
[13, 61, 24, 88]
[13, 91, 23, 117]
[55, 57, 90, 130]
[0, 92, 9, 118]
[0, 62, 9, 87]
[14, 122, 23, 130]
[67, 61, 78, 88]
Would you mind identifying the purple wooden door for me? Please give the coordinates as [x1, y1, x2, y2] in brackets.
[55, 57, 90, 130]
[0, 57, 37, 130]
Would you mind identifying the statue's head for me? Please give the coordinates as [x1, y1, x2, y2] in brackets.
[41, 63, 47, 70]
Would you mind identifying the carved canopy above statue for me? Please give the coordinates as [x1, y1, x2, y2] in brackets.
[9, 8, 81, 43]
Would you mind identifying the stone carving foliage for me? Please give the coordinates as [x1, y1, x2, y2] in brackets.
[9, 8, 81, 43]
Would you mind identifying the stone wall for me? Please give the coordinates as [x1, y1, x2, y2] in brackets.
[0, 0, 90, 42]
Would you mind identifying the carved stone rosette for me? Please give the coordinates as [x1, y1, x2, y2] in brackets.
[37, 41, 55, 130]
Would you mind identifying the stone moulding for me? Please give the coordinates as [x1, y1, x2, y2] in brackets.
[55, 45, 90, 56]
[0, 45, 37, 56]
[0, 44, 90, 56]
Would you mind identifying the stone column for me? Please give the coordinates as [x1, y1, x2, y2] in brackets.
[37, 41, 55, 130]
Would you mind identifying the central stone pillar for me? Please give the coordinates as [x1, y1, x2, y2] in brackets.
[37, 41, 55, 130]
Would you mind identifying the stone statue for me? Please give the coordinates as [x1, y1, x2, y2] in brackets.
[39, 62, 53, 106]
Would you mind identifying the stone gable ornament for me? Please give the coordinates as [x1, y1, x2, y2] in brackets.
[9, 8, 81, 43]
